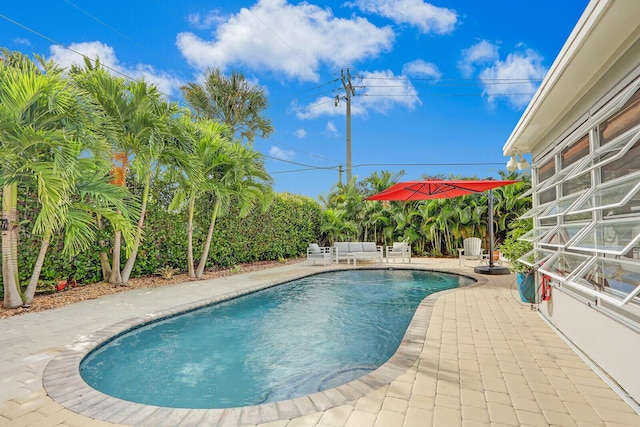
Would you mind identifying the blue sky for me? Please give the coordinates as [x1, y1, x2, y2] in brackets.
[1, 0, 589, 199]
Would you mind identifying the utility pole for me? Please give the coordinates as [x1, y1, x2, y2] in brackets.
[340, 69, 355, 183]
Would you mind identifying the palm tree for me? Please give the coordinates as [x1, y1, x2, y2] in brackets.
[320, 208, 358, 244]
[361, 170, 404, 243]
[23, 169, 136, 304]
[71, 62, 193, 285]
[0, 50, 132, 307]
[194, 140, 273, 278]
[181, 68, 274, 144]
[169, 119, 229, 277]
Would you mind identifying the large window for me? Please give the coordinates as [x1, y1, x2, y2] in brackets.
[528, 80, 640, 314]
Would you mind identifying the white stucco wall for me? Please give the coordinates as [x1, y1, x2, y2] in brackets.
[538, 285, 640, 402]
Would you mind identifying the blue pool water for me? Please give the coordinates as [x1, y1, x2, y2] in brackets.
[80, 269, 473, 409]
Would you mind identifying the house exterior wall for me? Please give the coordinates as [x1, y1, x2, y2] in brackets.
[504, 1, 640, 404]
[538, 282, 640, 400]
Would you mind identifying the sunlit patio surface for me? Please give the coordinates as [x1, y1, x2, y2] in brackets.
[1, 257, 639, 426]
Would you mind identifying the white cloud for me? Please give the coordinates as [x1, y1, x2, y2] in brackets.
[479, 49, 547, 109]
[294, 128, 306, 139]
[176, 0, 394, 82]
[294, 69, 421, 119]
[347, 0, 457, 34]
[48, 41, 184, 97]
[187, 11, 226, 30]
[13, 37, 31, 47]
[402, 59, 441, 80]
[326, 121, 338, 136]
[458, 40, 500, 77]
[269, 146, 295, 161]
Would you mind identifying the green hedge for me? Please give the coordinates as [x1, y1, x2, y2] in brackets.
[1, 186, 323, 297]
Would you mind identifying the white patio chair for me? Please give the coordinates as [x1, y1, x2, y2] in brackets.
[386, 242, 411, 263]
[457, 237, 485, 267]
[306, 243, 332, 265]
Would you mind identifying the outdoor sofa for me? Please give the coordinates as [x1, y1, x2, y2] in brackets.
[333, 242, 383, 265]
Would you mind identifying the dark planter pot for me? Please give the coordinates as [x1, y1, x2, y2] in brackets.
[517, 272, 536, 303]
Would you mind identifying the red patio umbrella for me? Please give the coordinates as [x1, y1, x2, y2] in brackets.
[366, 179, 520, 274]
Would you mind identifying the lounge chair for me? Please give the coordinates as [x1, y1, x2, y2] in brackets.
[457, 237, 485, 267]
[307, 243, 332, 265]
[386, 242, 411, 263]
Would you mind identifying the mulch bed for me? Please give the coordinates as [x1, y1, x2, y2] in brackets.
[0, 258, 303, 319]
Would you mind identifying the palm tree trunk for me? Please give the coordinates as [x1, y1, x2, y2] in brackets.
[109, 230, 123, 284]
[195, 200, 220, 278]
[24, 232, 51, 305]
[120, 175, 150, 285]
[2, 184, 23, 308]
[187, 197, 195, 278]
[96, 215, 112, 280]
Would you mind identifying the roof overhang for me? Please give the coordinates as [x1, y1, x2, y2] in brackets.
[503, 0, 640, 156]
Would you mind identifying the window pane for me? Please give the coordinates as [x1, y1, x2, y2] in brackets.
[571, 127, 640, 181]
[569, 172, 640, 215]
[539, 188, 556, 205]
[539, 194, 584, 219]
[568, 218, 640, 255]
[519, 203, 551, 220]
[537, 159, 555, 182]
[561, 134, 590, 168]
[540, 217, 559, 227]
[539, 251, 592, 281]
[539, 223, 590, 248]
[569, 257, 640, 306]
[561, 173, 591, 197]
[538, 159, 583, 193]
[599, 88, 640, 145]
[518, 248, 555, 268]
[520, 226, 555, 242]
[601, 138, 640, 183]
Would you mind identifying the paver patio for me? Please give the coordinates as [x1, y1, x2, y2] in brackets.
[1, 258, 638, 426]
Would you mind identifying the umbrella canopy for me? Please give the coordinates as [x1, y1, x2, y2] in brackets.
[366, 179, 521, 275]
[365, 179, 520, 201]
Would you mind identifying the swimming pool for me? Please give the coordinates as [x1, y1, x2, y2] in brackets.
[79, 269, 474, 409]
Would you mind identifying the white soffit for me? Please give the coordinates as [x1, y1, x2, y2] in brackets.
[503, 0, 640, 156]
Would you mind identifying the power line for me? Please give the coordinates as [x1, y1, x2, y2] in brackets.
[362, 93, 536, 97]
[62, 0, 146, 51]
[260, 139, 342, 165]
[262, 154, 338, 169]
[359, 76, 544, 82]
[271, 166, 340, 174]
[246, 8, 316, 78]
[353, 162, 505, 167]
[0, 12, 178, 101]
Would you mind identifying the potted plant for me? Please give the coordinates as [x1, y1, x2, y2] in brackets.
[498, 219, 535, 303]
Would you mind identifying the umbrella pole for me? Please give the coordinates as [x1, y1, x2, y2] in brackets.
[488, 189, 494, 268]
[474, 189, 510, 275]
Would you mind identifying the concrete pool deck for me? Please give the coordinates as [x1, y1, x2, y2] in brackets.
[1, 258, 639, 426]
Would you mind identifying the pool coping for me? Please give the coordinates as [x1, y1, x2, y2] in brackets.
[43, 266, 487, 426]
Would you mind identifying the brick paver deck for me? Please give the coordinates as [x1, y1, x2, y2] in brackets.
[1, 258, 638, 426]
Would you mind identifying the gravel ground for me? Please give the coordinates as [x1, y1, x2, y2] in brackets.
[0, 258, 303, 319]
